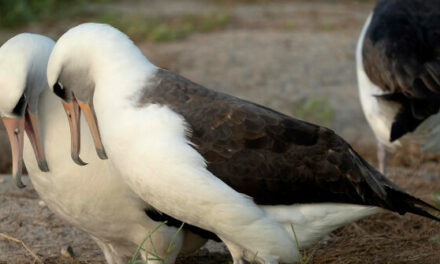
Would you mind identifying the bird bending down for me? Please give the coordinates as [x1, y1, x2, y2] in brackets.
[47, 23, 440, 264]
[357, 0, 440, 173]
[0, 34, 215, 264]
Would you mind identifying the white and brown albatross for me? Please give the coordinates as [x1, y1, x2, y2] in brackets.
[357, 0, 440, 173]
[0, 33, 216, 264]
[47, 23, 440, 264]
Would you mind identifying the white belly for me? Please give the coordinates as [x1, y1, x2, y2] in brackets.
[22, 90, 162, 254]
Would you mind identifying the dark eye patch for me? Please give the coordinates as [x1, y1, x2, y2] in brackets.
[53, 82, 67, 100]
[12, 93, 27, 116]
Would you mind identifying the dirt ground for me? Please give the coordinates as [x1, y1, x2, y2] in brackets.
[1, 0, 440, 263]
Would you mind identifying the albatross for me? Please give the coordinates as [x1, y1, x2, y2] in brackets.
[357, 0, 440, 173]
[0, 33, 215, 264]
[47, 23, 440, 264]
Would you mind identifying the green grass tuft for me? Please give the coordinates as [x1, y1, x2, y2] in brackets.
[317, 21, 337, 31]
[283, 19, 297, 30]
[291, 96, 334, 126]
[127, 221, 186, 264]
[0, 0, 85, 27]
[431, 234, 440, 244]
[97, 12, 231, 42]
[291, 224, 316, 264]
[127, 222, 167, 264]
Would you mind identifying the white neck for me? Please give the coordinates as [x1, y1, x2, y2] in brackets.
[88, 43, 159, 155]
[88, 38, 157, 110]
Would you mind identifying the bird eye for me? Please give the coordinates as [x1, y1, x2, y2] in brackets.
[53, 82, 67, 100]
[53, 82, 63, 90]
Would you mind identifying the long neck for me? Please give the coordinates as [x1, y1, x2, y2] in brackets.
[91, 44, 157, 111]
[89, 46, 158, 152]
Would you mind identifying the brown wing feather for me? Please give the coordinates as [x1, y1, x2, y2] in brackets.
[139, 70, 440, 221]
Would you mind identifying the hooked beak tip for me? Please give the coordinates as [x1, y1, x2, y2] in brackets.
[96, 148, 108, 160]
[13, 172, 26, 189]
[71, 152, 88, 166]
[38, 160, 50, 172]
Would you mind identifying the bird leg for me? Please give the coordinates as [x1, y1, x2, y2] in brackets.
[232, 257, 246, 264]
[377, 142, 388, 174]
[221, 237, 247, 264]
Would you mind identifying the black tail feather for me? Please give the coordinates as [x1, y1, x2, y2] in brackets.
[352, 146, 440, 222]
[384, 186, 440, 222]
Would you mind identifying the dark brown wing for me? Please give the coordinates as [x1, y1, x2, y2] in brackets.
[362, 0, 440, 141]
[139, 69, 440, 220]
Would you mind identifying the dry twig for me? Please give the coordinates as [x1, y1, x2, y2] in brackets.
[0, 232, 43, 263]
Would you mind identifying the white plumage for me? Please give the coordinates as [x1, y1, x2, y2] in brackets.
[0, 32, 383, 264]
[46, 23, 437, 264]
[0, 34, 207, 264]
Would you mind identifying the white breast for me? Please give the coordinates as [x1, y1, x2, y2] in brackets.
[357, 14, 440, 153]
[22, 89, 182, 261]
[356, 14, 401, 150]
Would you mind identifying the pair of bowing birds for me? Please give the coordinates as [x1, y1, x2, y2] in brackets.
[1, 2, 440, 263]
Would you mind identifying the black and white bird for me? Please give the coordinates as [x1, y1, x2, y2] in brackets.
[47, 23, 440, 264]
[357, 0, 440, 173]
[0, 34, 214, 264]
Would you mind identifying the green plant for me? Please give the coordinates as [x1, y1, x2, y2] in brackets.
[431, 234, 440, 244]
[127, 222, 167, 264]
[0, 0, 84, 27]
[190, 13, 231, 32]
[432, 190, 440, 209]
[97, 12, 231, 42]
[249, 251, 258, 264]
[291, 224, 316, 264]
[165, 223, 184, 256]
[291, 97, 334, 126]
[127, 221, 185, 264]
[317, 21, 337, 31]
[283, 19, 297, 30]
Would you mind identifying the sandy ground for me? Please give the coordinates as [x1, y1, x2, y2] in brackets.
[1, 0, 440, 263]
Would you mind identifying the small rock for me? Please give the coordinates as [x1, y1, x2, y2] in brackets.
[61, 245, 75, 258]
[421, 172, 438, 181]
[319, 235, 332, 245]
[38, 200, 46, 207]
[0, 178, 4, 184]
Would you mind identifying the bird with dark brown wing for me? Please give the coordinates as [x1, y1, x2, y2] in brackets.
[47, 23, 440, 264]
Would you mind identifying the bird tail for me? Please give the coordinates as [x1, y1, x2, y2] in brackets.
[383, 185, 440, 222]
[350, 147, 440, 222]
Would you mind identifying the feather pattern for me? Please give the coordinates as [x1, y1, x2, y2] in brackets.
[46, 23, 440, 263]
[362, 0, 440, 141]
[139, 69, 440, 220]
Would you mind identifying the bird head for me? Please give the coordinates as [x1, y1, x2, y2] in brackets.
[0, 33, 53, 187]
